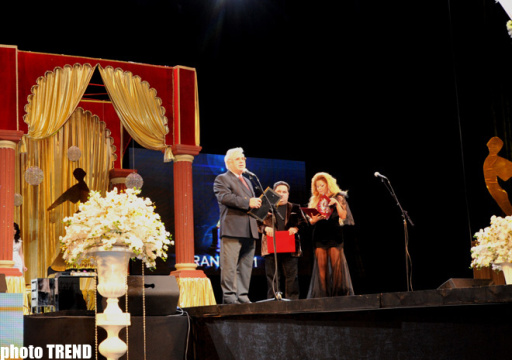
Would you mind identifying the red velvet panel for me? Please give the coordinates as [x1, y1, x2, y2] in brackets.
[178, 67, 198, 146]
[171, 67, 198, 147]
[2, 49, 200, 155]
[0, 46, 18, 130]
[172, 68, 180, 145]
[16, 51, 175, 142]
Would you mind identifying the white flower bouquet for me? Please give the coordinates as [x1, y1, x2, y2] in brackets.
[471, 215, 512, 271]
[60, 187, 173, 269]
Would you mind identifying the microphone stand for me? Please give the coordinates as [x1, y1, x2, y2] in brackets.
[267, 202, 288, 301]
[378, 175, 414, 292]
[246, 171, 289, 302]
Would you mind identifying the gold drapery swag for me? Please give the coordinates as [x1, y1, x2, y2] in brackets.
[21, 63, 96, 149]
[98, 65, 174, 162]
[21, 63, 174, 162]
[175, 277, 217, 307]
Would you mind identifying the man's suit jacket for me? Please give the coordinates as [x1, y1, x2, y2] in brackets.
[259, 202, 304, 257]
[214, 171, 259, 239]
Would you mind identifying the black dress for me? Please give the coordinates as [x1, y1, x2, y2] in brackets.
[307, 192, 355, 298]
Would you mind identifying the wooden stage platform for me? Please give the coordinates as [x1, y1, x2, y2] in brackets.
[184, 284, 512, 360]
[23, 283, 512, 359]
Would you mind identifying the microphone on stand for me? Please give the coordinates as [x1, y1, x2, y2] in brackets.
[244, 169, 257, 178]
[374, 171, 388, 180]
[243, 168, 261, 192]
[373, 169, 415, 292]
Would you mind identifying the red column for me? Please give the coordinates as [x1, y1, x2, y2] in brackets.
[170, 144, 205, 278]
[0, 130, 24, 276]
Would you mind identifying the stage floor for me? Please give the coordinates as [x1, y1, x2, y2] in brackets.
[22, 284, 512, 359]
[185, 284, 512, 360]
[186, 282, 512, 317]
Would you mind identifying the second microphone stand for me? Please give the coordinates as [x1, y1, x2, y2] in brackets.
[247, 172, 289, 302]
[378, 174, 414, 292]
[267, 202, 288, 301]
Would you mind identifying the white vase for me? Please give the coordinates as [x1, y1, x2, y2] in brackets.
[89, 245, 133, 360]
[499, 263, 512, 284]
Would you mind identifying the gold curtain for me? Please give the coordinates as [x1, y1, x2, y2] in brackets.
[23, 63, 96, 140]
[98, 65, 173, 161]
[16, 108, 115, 280]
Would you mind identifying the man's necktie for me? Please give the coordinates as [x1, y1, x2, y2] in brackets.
[239, 175, 250, 190]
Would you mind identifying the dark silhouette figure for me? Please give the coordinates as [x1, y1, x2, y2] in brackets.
[484, 137, 512, 216]
[47, 167, 90, 273]
[47, 168, 90, 211]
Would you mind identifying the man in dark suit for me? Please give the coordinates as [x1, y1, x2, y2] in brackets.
[260, 181, 304, 300]
[213, 147, 262, 304]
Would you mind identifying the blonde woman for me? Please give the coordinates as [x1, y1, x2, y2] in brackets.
[307, 172, 354, 297]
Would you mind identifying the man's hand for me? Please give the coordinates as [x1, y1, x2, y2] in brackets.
[288, 227, 298, 235]
[249, 197, 262, 208]
[265, 227, 274, 237]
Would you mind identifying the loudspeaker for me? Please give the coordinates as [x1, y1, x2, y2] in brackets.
[437, 278, 493, 290]
[0, 274, 7, 293]
[99, 275, 180, 316]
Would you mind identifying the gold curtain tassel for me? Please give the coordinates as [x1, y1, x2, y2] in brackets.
[164, 147, 174, 163]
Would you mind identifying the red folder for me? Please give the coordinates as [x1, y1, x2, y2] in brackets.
[267, 231, 296, 253]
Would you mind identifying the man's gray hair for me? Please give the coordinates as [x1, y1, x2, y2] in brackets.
[224, 147, 245, 167]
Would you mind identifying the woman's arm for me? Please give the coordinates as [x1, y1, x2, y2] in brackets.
[19, 243, 27, 272]
[330, 195, 347, 220]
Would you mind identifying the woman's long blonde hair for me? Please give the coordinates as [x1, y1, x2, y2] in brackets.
[308, 172, 342, 208]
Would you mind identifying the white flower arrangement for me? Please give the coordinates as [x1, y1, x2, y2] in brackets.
[60, 187, 173, 269]
[471, 215, 512, 271]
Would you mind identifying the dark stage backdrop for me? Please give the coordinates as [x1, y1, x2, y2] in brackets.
[5, 1, 512, 296]
[114, 0, 512, 296]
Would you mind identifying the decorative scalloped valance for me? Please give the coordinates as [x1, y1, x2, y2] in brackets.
[21, 62, 174, 162]
[99, 65, 173, 162]
[23, 63, 96, 139]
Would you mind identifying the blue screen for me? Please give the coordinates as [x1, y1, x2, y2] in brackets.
[131, 150, 307, 275]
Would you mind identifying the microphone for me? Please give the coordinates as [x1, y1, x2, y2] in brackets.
[244, 168, 257, 178]
[374, 171, 388, 179]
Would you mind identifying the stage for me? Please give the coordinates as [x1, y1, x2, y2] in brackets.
[184, 284, 512, 360]
[21, 282, 512, 359]
[23, 279, 512, 360]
